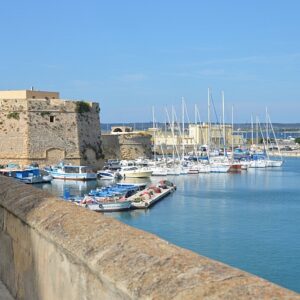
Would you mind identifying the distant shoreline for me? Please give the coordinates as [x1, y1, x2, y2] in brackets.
[270, 151, 300, 157]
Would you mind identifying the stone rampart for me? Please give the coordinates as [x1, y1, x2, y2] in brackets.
[0, 176, 299, 300]
[0, 97, 103, 169]
[102, 132, 152, 160]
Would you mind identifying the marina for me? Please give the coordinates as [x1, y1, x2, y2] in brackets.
[35, 157, 300, 293]
[1, 1, 300, 298]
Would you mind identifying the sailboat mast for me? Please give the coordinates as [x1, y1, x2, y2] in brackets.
[207, 88, 211, 154]
[182, 97, 185, 158]
[231, 105, 234, 162]
[222, 91, 226, 156]
[152, 106, 156, 162]
[266, 107, 269, 150]
[251, 113, 254, 145]
[256, 116, 259, 145]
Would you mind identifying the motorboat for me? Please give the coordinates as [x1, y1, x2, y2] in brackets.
[119, 166, 153, 178]
[45, 162, 97, 180]
[151, 167, 168, 176]
[12, 168, 53, 184]
[97, 170, 122, 180]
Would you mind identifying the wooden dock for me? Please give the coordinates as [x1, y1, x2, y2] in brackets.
[130, 186, 175, 209]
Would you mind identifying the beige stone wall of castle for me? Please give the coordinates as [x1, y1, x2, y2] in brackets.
[119, 133, 152, 160]
[0, 90, 59, 100]
[0, 90, 103, 168]
[102, 132, 152, 160]
[0, 99, 29, 164]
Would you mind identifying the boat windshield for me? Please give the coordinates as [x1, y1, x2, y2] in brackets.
[81, 167, 94, 173]
[64, 166, 80, 173]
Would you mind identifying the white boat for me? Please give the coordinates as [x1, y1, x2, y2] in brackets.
[249, 160, 267, 168]
[209, 163, 230, 173]
[187, 165, 199, 174]
[266, 159, 283, 167]
[20, 174, 53, 184]
[166, 167, 181, 175]
[97, 170, 122, 180]
[15, 168, 53, 184]
[119, 166, 153, 178]
[80, 197, 132, 212]
[151, 167, 168, 176]
[240, 160, 251, 170]
[197, 164, 211, 173]
[46, 162, 97, 180]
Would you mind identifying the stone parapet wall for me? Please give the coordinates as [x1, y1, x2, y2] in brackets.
[0, 176, 299, 300]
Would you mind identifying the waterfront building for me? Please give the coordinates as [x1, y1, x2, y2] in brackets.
[148, 123, 244, 153]
[0, 89, 103, 168]
[189, 123, 244, 148]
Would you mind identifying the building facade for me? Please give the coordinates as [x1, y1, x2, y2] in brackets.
[0, 90, 103, 168]
[149, 123, 244, 153]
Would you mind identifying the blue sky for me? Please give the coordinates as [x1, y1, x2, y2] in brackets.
[1, 0, 299, 123]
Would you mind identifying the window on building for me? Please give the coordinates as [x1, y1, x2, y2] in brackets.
[50, 116, 55, 123]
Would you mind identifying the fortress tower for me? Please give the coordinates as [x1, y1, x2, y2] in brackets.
[0, 90, 103, 168]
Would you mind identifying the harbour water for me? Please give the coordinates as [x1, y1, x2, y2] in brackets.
[37, 158, 300, 293]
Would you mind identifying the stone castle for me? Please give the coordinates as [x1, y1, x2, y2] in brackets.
[0, 90, 103, 168]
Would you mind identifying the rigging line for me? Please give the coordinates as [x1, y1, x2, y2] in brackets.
[210, 92, 226, 146]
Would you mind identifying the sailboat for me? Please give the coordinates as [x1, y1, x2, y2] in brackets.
[265, 108, 283, 167]
[207, 88, 230, 173]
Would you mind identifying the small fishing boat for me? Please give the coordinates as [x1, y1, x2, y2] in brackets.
[1, 167, 53, 184]
[80, 196, 132, 212]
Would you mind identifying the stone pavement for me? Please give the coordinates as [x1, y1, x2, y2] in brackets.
[0, 281, 14, 300]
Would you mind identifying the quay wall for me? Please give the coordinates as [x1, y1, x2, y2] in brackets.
[0, 176, 299, 300]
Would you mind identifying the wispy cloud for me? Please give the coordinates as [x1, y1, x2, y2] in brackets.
[183, 52, 300, 67]
[118, 73, 147, 82]
[162, 69, 257, 81]
[42, 64, 62, 70]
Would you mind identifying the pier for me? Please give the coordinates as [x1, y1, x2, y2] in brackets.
[130, 185, 175, 209]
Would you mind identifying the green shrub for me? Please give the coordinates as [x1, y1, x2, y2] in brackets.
[7, 112, 20, 120]
[76, 101, 91, 114]
[41, 111, 51, 117]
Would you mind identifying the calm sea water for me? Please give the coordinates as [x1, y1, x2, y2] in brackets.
[38, 158, 300, 293]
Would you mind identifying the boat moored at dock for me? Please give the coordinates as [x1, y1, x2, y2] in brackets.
[45, 162, 97, 181]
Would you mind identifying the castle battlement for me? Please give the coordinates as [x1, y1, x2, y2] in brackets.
[0, 89, 103, 168]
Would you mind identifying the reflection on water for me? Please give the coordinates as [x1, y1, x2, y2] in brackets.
[35, 158, 300, 293]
